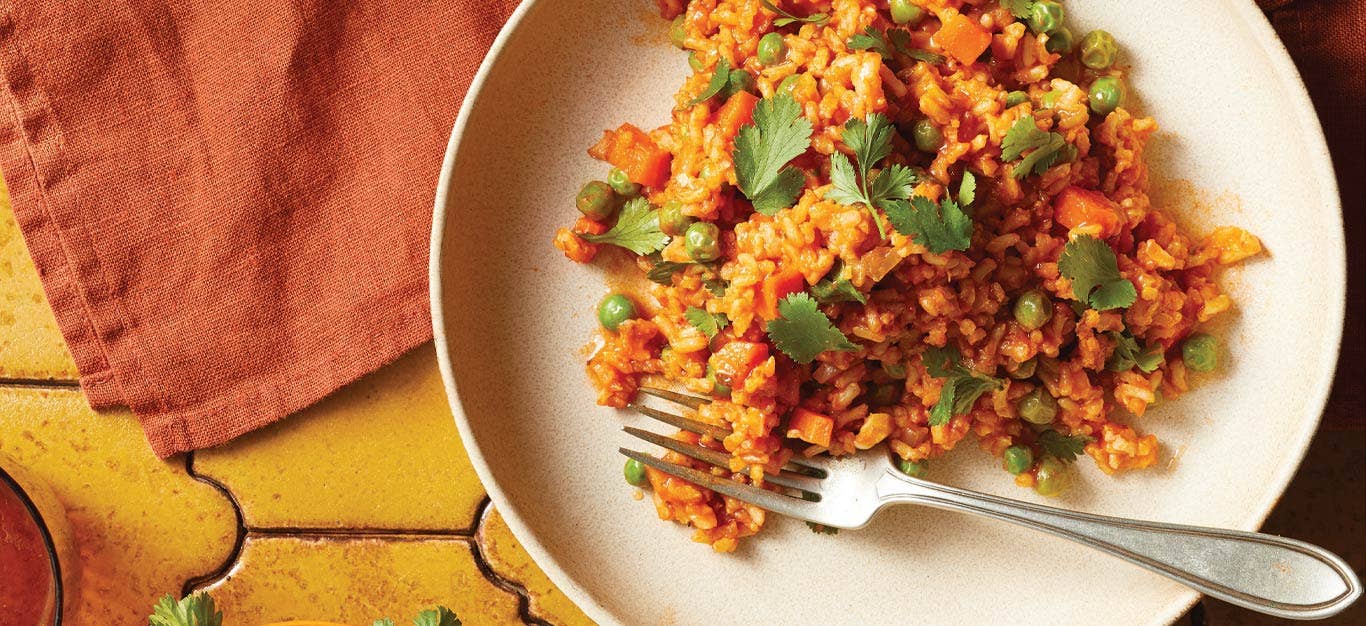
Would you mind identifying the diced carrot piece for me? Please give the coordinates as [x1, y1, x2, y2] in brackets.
[709, 341, 770, 389]
[786, 408, 834, 448]
[715, 91, 759, 141]
[757, 269, 805, 320]
[573, 216, 609, 236]
[1054, 186, 1124, 239]
[934, 13, 992, 64]
[590, 124, 674, 189]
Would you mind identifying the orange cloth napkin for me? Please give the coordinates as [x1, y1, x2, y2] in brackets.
[0, 0, 518, 456]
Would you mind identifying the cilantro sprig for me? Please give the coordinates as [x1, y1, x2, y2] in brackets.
[922, 346, 1003, 426]
[582, 197, 669, 255]
[1001, 117, 1068, 179]
[765, 292, 857, 363]
[1105, 331, 1164, 373]
[687, 58, 732, 106]
[760, 0, 829, 27]
[810, 259, 867, 304]
[684, 306, 730, 338]
[734, 95, 813, 215]
[848, 27, 945, 64]
[1001, 0, 1035, 19]
[1057, 235, 1137, 310]
[826, 114, 919, 238]
[885, 194, 973, 254]
[150, 593, 222, 626]
[1038, 429, 1092, 463]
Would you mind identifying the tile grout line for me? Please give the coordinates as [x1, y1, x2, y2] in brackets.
[0, 377, 81, 390]
[176, 457, 552, 625]
[181, 451, 250, 597]
[468, 496, 553, 626]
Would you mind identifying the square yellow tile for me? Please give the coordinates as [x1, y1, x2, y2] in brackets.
[478, 506, 595, 626]
[0, 173, 79, 380]
[199, 535, 523, 625]
[194, 344, 486, 531]
[0, 386, 238, 624]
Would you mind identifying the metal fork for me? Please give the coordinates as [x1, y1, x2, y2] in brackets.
[621, 387, 1361, 621]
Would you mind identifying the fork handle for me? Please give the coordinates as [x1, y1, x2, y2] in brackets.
[877, 471, 1361, 620]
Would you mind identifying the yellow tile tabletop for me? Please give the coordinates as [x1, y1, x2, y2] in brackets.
[0, 175, 78, 381]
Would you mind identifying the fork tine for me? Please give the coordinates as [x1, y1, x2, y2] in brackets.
[630, 403, 730, 440]
[619, 448, 814, 517]
[621, 427, 818, 494]
[638, 386, 708, 410]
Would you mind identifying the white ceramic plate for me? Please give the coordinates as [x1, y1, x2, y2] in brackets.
[431, 2, 1344, 624]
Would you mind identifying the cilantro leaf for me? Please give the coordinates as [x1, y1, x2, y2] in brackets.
[149, 593, 222, 626]
[1038, 429, 1092, 463]
[684, 306, 730, 338]
[760, 0, 829, 27]
[922, 345, 961, 378]
[958, 171, 976, 207]
[1001, 118, 1067, 179]
[851, 27, 944, 64]
[413, 607, 462, 626]
[887, 29, 946, 64]
[374, 621, 396, 626]
[810, 260, 866, 304]
[1001, 117, 1052, 161]
[647, 260, 692, 284]
[1106, 331, 1165, 373]
[923, 346, 1002, 426]
[825, 114, 917, 238]
[1001, 0, 1035, 19]
[582, 198, 669, 255]
[734, 95, 813, 215]
[703, 276, 729, 296]
[848, 27, 891, 57]
[765, 292, 857, 363]
[1057, 235, 1137, 310]
[885, 195, 973, 254]
[688, 58, 731, 106]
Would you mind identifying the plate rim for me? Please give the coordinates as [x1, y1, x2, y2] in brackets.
[429, 1, 1345, 624]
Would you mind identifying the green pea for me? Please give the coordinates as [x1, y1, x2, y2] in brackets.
[1038, 90, 1062, 109]
[883, 362, 908, 379]
[889, 0, 925, 25]
[1004, 90, 1030, 108]
[707, 363, 732, 397]
[607, 168, 640, 197]
[1017, 388, 1059, 425]
[670, 16, 687, 49]
[624, 457, 649, 486]
[1079, 29, 1118, 70]
[688, 51, 704, 72]
[1008, 357, 1038, 380]
[1004, 445, 1034, 475]
[726, 69, 756, 96]
[658, 201, 695, 237]
[1088, 76, 1126, 116]
[1033, 456, 1072, 497]
[685, 222, 721, 262]
[1028, 1, 1064, 34]
[597, 294, 636, 331]
[912, 119, 943, 153]
[1045, 26, 1073, 54]
[1182, 332, 1219, 373]
[1013, 289, 1053, 330]
[777, 74, 801, 96]
[898, 459, 929, 478]
[757, 32, 786, 66]
[575, 181, 617, 220]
